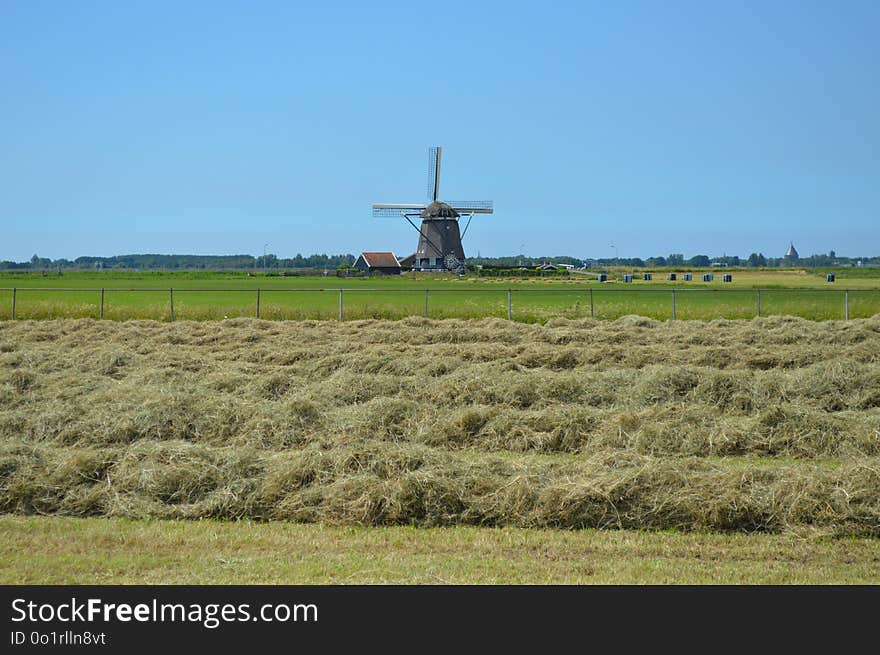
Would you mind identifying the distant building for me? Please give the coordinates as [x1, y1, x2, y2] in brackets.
[784, 242, 800, 262]
[354, 252, 401, 276]
[398, 253, 416, 270]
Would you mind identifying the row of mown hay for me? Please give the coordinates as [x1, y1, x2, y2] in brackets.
[1, 440, 878, 535]
[2, 390, 878, 457]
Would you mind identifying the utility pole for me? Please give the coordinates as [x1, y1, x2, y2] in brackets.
[263, 243, 269, 273]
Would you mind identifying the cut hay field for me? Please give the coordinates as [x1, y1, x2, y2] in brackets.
[2, 315, 880, 528]
[2, 315, 880, 582]
[1, 269, 879, 321]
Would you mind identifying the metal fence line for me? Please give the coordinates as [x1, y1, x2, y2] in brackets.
[0, 286, 867, 293]
[2, 286, 876, 322]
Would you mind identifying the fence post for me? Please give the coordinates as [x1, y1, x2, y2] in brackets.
[756, 289, 761, 318]
[507, 289, 512, 320]
[589, 287, 594, 319]
[671, 288, 676, 320]
[845, 290, 849, 321]
[425, 289, 429, 318]
[338, 289, 343, 321]
[170, 288, 174, 321]
[11, 288, 16, 320]
[256, 288, 261, 319]
[100, 288, 105, 320]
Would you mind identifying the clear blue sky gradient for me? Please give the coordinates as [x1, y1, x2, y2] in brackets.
[2, 1, 878, 261]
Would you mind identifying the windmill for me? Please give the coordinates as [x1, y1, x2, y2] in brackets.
[372, 147, 493, 272]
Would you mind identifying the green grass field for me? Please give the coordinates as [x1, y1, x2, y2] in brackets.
[3, 516, 878, 584]
[1, 268, 879, 321]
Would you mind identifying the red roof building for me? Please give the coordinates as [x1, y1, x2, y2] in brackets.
[354, 252, 402, 275]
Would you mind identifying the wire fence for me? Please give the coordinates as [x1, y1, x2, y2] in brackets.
[1, 286, 878, 322]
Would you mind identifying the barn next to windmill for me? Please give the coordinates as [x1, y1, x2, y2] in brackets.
[354, 252, 402, 275]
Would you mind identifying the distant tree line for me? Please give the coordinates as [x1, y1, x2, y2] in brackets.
[591, 251, 879, 268]
[468, 255, 585, 268]
[0, 253, 356, 271]
[465, 251, 880, 269]
[471, 251, 879, 269]
[2, 250, 877, 271]
[252, 253, 356, 269]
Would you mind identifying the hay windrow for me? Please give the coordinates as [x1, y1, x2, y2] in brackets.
[1, 317, 879, 534]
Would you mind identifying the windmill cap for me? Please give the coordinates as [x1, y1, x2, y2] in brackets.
[421, 201, 460, 219]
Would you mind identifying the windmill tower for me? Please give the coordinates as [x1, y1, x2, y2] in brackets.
[372, 147, 493, 272]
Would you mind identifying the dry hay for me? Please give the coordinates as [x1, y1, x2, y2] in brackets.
[1, 316, 879, 535]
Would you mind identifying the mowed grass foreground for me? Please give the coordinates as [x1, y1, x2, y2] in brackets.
[2, 315, 880, 536]
[3, 516, 878, 584]
[1, 269, 879, 321]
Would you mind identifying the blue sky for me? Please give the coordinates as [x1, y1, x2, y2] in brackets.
[2, 0, 878, 261]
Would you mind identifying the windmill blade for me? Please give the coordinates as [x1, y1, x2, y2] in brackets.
[372, 204, 426, 218]
[448, 200, 494, 214]
[426, 146, 441, 202]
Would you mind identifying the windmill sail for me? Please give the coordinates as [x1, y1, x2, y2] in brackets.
[372, 204, 426, 218]
[448, 200, 494, 214]
[426, 146, 441, 202]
